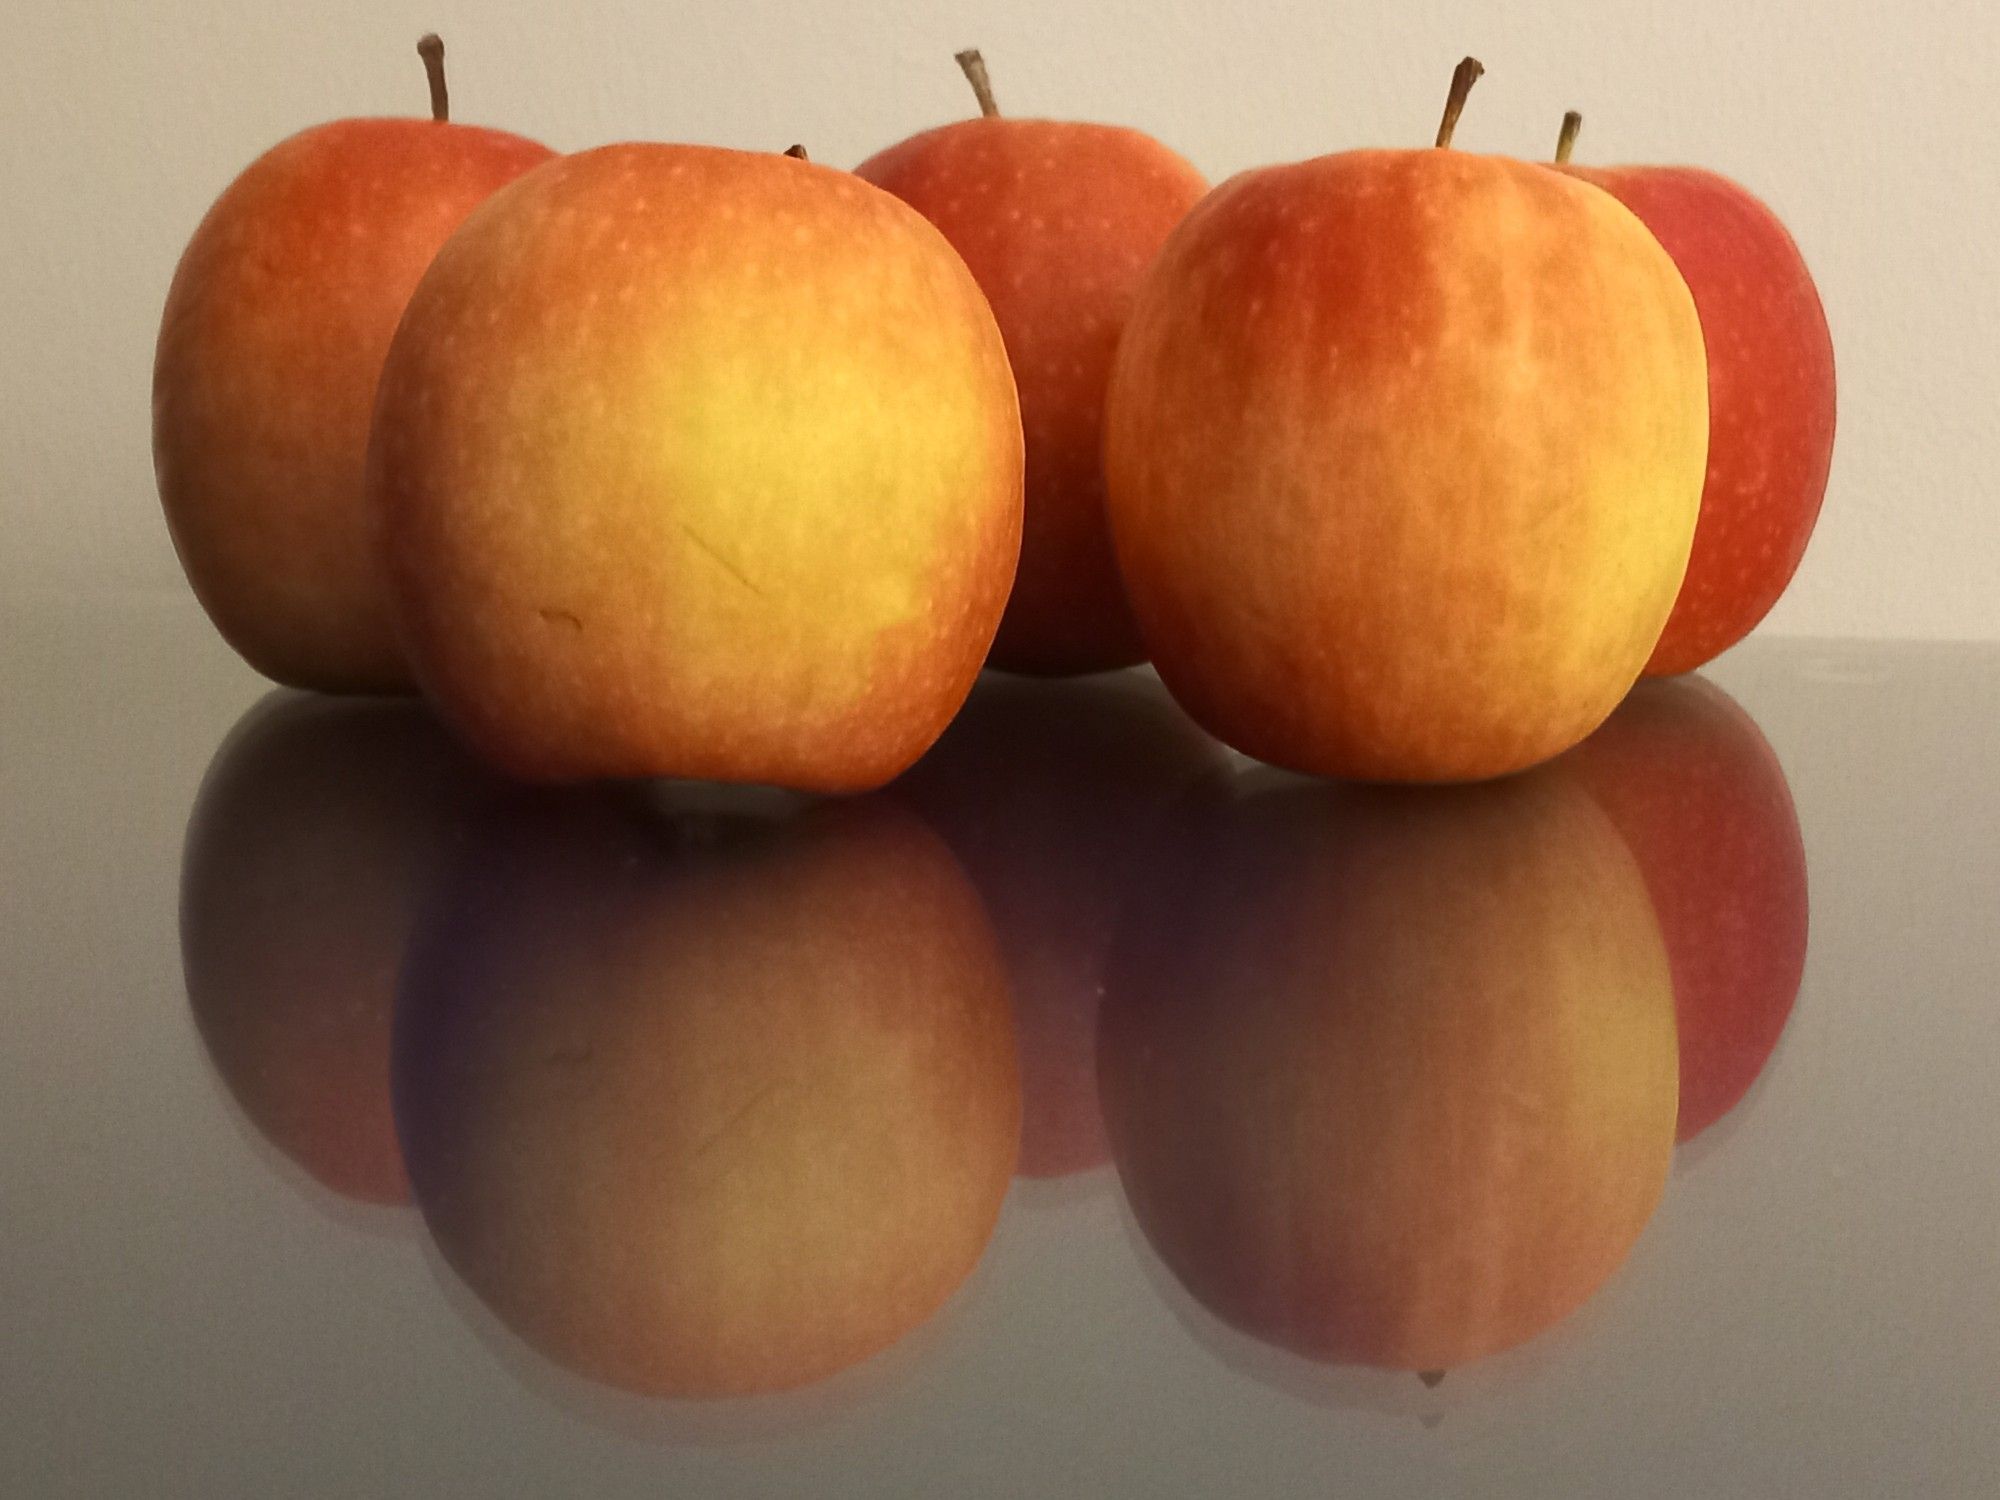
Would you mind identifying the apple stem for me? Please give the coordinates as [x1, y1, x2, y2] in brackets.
[956, 49, 1001, 118]
[783, 143, 810, 161]
[1555, 110, 1582, 164]
[1433, 56, 1484, 148]
[417, 34, 449, 123]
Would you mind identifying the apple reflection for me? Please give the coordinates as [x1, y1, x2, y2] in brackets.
[180, 691, 493, 1207]
[1099, 763, 1680, 1376]
[392, 785, 1021, 1399]
[890, 671, 1230, 1179]
[1568, 675, 1810, 1144]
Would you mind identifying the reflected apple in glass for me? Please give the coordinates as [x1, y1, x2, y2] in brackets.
[393, 785, 1020, 1397]
[889, 671, 1229, 1179]
[1099, 765, 1678, 1374]
[1569, 675, 1810, 1143]
[180, 691, 491, 1206]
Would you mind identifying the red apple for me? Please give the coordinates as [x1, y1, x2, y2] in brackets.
[1555, 114, 1836, 676]
[154, 36, 553, 691]
[1568, 674, 1809, 1142]
[394, 785, 1020, 1397]
[369, 142, 1023, 788]
[889, 670, 1229, 1178]
[1103, 60, 1709, 781]
[180, 691, 493, 1206]
[855, 51, 1207, 675]
[1100, 764, 1677, 1373]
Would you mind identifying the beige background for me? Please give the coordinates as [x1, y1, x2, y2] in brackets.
[5, 0, 1990, 639]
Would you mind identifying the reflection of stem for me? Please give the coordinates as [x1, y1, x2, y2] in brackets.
[1419, 1368, 1445, 1388]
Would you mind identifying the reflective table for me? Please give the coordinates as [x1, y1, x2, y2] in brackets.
[4, 592, 1996, 1497]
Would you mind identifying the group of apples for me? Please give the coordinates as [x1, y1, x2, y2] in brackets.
[155, 39, 1835, 787]
[185, 665, 1806, 1396]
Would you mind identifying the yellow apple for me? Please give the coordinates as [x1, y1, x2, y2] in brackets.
[1103, 61, 1709, 780]
[369, 143, 1024, 788]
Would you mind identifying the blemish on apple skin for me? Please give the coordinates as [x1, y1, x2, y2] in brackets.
[676, 520, 768, 598]
[537, 606, 584, 631]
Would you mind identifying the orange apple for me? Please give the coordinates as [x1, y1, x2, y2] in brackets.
[1554, 113, 1837, 676]
[1100, 764, 1678, 1373]
[1568, 674, 1809, 1142]
[1103, 60, 1709, 781]
[369, 143, 1023, 788]
[154, 36, 553, 691]
[393, 785, 1020, 1397]
[889, 671, 1228, 1178]
[855, 52, 1207, 675]
[180, 691, 492, 1206]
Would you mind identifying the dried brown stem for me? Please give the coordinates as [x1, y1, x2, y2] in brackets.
[1555, 110, 1583, 164]
[955, 49, 1000, 117]
[1434, 56, 1484, 148]
[417, 34, 449, 122]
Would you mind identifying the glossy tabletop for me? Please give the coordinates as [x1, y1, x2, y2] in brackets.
[4, 591, 1996, 1497]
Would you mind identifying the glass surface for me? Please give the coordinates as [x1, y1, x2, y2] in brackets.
[4, 591, 1996, 1497]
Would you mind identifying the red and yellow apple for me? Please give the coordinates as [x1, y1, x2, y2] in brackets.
[856, 51, 1207, 675]
[1103, 61, 1710, 781]
[154, 36, 553, 691]
[889, 670, 1228, 1178]
[393, 786, 1020, 1397]
[180, 690, 492, 1206]
[1556, 115, 1836, 676]
[1569, 674, 1809, 1142]
[1099, 765, 1678, 1373]
[369, 143, 1023, 788]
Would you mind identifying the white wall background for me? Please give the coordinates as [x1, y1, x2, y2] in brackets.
[4, 0, 1992, 639]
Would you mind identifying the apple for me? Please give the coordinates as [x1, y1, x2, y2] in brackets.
[180, 690, 493, 1206]
[154, 35, 554, 691]
[1102, 59, 1710, 781]
[855, 51, 1207, 675]
[889, 670, 1229, 1178]
[1555, 113, 1836, 676]
[1099, 764, 1678, 1373]
[393, 785, 1020, 1397]
[1568, 674, 1809, 1142]
[369, 142, 1023, 789]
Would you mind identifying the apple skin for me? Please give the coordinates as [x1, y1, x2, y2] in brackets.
[1104, 149, 1709, 781]
[154, 117, 555, 692]
[180, 691, 495, 1206]
[393, 785, 1021, 1398]
[1558, 166, 1835, 676]
[1568, 675, 1809, 1142]
[369, 144, 1024, 789]
[856, 120, 1206, 675]
[1099, 766, 1678, 1372]
[888, 671, 1229, 1177]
